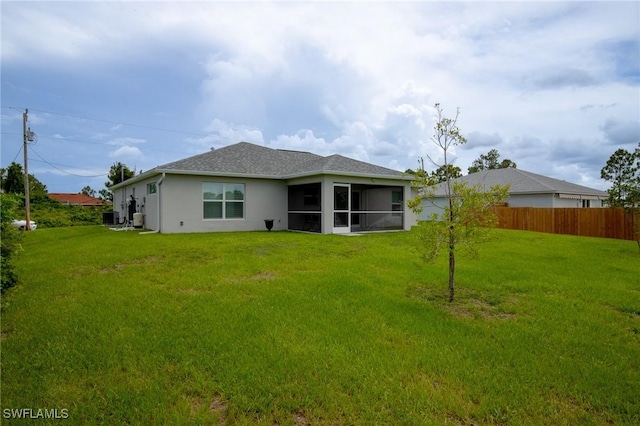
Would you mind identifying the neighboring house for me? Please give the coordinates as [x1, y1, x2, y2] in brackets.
[110, 142, 416, 234]
[49, 193, 109, 207]
[418, 168, 609, 220]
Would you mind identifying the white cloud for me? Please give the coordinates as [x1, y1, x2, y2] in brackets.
[272, 129, 330, 154]
[2, 1, 638, 192]
[108, 137, 145, 146]
[200, 118, 264, 148]
[109, 145, 143, 160]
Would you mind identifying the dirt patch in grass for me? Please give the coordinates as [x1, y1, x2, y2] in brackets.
[187, 393, 228, 424]
[451, 298, 516, 320]
[543, 392, 611, 425]
[209, 395, 228, 420]
[99, 263, 125, 274]
[250, 272, 279, 281]
[407, 285, 517, 320]
[99, 256, 162, 274]
[293, 410, 308, 425]
[175, 288, 203, 295]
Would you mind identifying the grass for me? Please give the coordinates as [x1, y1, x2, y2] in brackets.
[1, 225, 639, 425]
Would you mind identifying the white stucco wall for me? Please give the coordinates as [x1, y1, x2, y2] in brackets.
[417, 193, 556, 221]
[417, 196, 449, 221]
[551, 195, 604, 208]
[507, 193, 555, 208]
[114, 173, 414, 234]
[416, 192, 604, 221]
[112, 176, 160, 229]
[159, 175, 287, 233]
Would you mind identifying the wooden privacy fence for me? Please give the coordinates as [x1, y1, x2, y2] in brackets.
[491, 207, 638, 241]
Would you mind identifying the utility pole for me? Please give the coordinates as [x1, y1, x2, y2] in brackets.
[22, 109, 35, 231]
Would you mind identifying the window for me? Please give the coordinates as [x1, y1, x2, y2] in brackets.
[147, 183, 157, 194]
[303, 192, 320, 206]
[203, 183, 245, 219]
[392, 190, 403, 211]
[582, 199, 591, 208]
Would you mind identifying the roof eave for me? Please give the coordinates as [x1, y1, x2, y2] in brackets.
[156, 169, 283, 180]
[110, 168, 161, 191]
[282, 170, 411, 181]
[111, 168, 410, 187]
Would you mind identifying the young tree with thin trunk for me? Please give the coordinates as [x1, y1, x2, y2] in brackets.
[408, 104, 509, 302]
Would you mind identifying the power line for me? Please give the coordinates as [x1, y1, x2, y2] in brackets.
[29, 147, 108, 177]
[2, 131, 192, 156]
[1, 105, 208, 138]
[11, 145, 23, 164]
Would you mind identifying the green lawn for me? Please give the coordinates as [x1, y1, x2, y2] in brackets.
[1, 226, 638, 425]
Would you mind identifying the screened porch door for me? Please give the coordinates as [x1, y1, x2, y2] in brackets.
[333, 184, 351, 234]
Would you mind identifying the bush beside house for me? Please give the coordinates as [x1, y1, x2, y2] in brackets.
[1, 194, 23, 292]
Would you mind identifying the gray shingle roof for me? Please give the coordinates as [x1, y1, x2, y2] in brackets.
[432, 168, 608, 197]
[157, 142, 405, 178]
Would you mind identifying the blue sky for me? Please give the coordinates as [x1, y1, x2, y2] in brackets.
[2, 1, 639, 193]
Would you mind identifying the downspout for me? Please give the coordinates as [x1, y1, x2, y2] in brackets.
[140, 172, 165, 235]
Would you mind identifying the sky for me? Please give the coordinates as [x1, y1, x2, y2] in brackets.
[1, 1, 639, 194]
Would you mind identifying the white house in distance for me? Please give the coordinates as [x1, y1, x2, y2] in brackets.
[110, 142, 416, 234]
[418, 168, 609, 220]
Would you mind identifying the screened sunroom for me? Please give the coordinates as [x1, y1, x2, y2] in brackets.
[287, 182, 405, 234]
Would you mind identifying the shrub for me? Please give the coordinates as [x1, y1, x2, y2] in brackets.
[30, 196, 106, 228]
[1, 194, 23, 292]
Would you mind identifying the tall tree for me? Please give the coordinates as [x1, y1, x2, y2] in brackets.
[601, 147, 640, 208]
[105, 162, 135, 187]
[405, 167, 430, 181]
[409, 104, 509, 302]
[0, 163, 24, 194]
[103, 162, 134, 202]
[0, 162, 47, 196]
[468, 149, 517, 174]
[431, 164, 462, 184]
[98, 189, 112, 202]
[80, 186, 97, 198]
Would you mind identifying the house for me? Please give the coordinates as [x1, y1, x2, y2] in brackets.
[49, 193, 109, 207]
[418, 168, 609, 220]
[110, 142, 416, 234]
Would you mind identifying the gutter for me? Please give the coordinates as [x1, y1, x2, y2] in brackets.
[120, 168, 411, 182]
[140, 172, 165, 235]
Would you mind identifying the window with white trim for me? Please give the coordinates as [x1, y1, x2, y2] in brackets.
[203, 183, 245, 219]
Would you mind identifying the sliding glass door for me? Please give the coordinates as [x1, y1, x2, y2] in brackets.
[333, 184, 350, 234]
